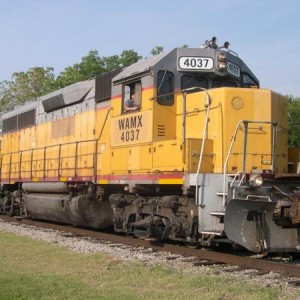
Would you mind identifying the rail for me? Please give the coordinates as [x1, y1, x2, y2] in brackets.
[2, 214, 300, 279]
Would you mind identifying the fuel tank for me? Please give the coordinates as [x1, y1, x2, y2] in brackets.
[24, 193, 113, 228]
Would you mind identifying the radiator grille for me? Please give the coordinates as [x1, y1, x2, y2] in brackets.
[2, 109, 36, 133]
[95, 68, 122, 102]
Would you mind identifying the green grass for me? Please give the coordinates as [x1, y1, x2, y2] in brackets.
[0, 231, 296, 299]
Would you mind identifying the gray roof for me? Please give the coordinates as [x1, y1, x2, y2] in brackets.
[2, 101, 38, 119]
[113, 51, 171, 82]
[39, 80, 93, 105]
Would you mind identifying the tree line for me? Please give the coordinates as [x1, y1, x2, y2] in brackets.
[0, 47, 299, 147]
[0, 48, 147, 113]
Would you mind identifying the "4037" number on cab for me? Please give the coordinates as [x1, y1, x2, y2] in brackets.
[179, 56, 213, 70]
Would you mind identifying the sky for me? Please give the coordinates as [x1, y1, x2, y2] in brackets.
[0, 0, 299, 97]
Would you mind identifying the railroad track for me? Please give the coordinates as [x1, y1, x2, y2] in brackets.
[1, 215, 300, 279]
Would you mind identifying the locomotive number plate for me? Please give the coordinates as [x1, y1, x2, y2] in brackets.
[178, 56, 214, 70]
[111, 110, 152, 146]
[227, 61, 240, 77]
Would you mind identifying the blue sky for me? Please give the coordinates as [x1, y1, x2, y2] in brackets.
[0, 0, 299, 97]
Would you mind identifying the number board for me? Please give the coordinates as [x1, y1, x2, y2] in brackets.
[227, 61, 240, 78]
[178, 56, 214, 70]
[111, 110, 152, 147]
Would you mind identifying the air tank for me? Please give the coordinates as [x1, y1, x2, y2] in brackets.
[23, 192, 113, 228]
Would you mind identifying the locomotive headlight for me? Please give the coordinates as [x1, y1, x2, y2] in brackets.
[249, 174, 263, 187]
[217, 61, 227, 71]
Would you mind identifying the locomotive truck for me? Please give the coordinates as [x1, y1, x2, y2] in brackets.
[1, 41, 300, 253]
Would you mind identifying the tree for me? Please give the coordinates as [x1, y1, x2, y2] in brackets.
[0, 67, 55, 113]
[151, 46, 164, 56]
[55, 49, 141, 89]
[118, 49, 142, 67]
[101, 50, 141, 72]
[0, 80, 14, 112]
[55, 50, 105, 88]
[0, 49, 143, 116]
[288, 95, 300, 147]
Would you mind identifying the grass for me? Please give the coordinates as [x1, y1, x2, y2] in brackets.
[0, 231, 296, 300]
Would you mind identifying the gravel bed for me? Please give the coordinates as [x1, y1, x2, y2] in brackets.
[1, 219, 300, 297]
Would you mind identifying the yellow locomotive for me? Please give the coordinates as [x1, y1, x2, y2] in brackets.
[1, 42, 300, 253]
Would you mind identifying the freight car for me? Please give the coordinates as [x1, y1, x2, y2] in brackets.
[1, 40, 300, 253]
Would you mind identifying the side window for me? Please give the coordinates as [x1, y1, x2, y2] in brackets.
[157, 70, 174, 106]
[123, 81, 142, 113]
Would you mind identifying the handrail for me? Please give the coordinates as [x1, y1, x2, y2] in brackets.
[222, 120, 278, 207]
[74, 142, 78, 178]
[8, 153, 12, 183]
[181, 87, 207, 165]
[1, 142, 94, 180]
[172, 86, 212, 206]
[2, 141, 97, 182]
[94, 107, 112, 180]
[43, 148, 46, 179]
[1, 137, 99, 158]
[58, 145, 62, 178]
[19, 151, 23, 181]
[195, 94, 211, 206]
[30, 150, 33, 180]
[1, 108, 112, 184]
[229, 171, 246, 188]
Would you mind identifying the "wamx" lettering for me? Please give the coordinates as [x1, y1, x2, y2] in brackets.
[118, 115, 143, 130]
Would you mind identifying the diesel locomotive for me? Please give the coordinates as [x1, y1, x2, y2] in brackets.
[1, 41, 300, 253]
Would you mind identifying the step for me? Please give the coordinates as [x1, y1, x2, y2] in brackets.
[210, 211, 225, 217]
[216, 192, 227, 197]
[199, 230, 224, 236]
[228, 173, 238, 177]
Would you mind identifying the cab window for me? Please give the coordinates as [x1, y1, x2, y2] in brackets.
[123, 81, 141, 113]
[157, 70, 174, 106]
[241, 73, 259, 88]
[181, 75, 208, 90]
[212, 80, 237, 88]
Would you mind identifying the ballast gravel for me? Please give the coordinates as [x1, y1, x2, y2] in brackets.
[1, 219, 300, 297]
